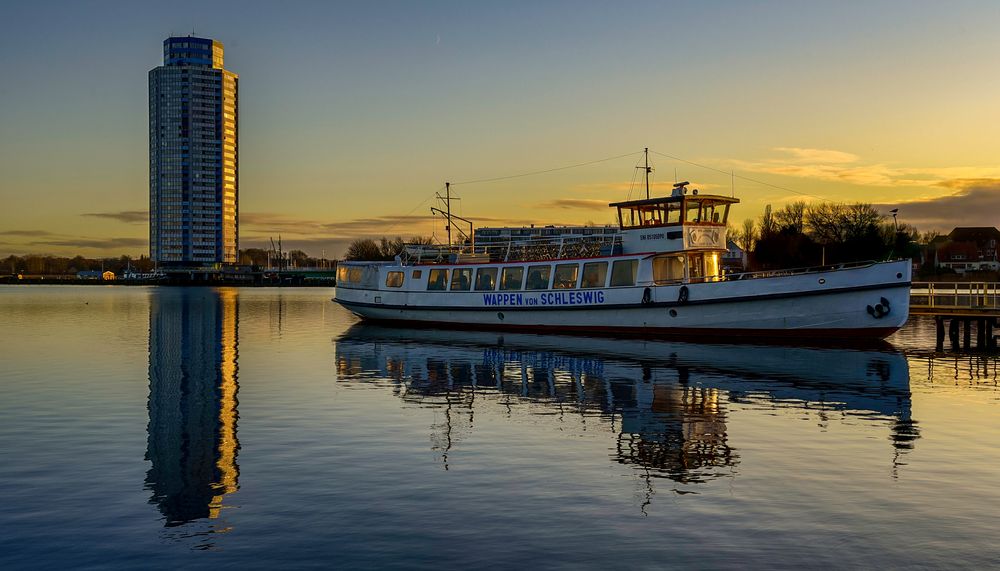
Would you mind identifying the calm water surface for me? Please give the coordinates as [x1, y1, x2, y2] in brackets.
[1, 286, 999, 569]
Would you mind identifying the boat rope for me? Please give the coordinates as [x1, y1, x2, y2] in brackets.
[450, 151, 643, 186]
[649, 150, 831, 202]
[625, 153, 648, 202]
[380, 188, 441, 236]
[381, 147, 831, 240]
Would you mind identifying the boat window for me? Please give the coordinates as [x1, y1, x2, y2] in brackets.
[348, 267, 363, 284]
[581, 262, 608, 288]
[704, 252, 720, 281]
[685, 252, 720, 281]
[427, 268, 448, 290]
[500, 267, 524, 290]
[665, 202, 682, 224]
[640, 206, 661, 226]
[703, 203, 717, 224]
[553, 263, 579, 289]
[412, 270, 422, 279]
[685, 201, 702, 223]
[385, 271, 404, 288]
[337, 266, 348, 283]
[688, 254, 705, 282]
[610, 259, 638, 287]
[618, 201, 685, 230]
[450, 268, 472, 291]
[525, 265, 551, 290]
[652, 255, 684, 283]
[474, 267, 497, 291]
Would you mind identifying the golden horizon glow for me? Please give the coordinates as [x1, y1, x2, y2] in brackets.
[2, 3, 999, 257]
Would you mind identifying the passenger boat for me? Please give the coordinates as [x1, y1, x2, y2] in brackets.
[334, 168, 911, 339]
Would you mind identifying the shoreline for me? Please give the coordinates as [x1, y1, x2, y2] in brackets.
[0, 277, 335, 287]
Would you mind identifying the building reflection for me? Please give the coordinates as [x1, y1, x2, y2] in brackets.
[145, 288, 240, 528]
[335, 326, 918, 488]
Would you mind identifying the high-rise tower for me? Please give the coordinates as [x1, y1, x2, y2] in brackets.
[149, 36, 238, 266]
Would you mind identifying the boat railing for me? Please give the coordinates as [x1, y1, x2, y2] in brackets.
[910, 282, 1000, 311]
[401, 233, 623, 264]
[722, 260, 879, 281]
[484, 233, 623, 262]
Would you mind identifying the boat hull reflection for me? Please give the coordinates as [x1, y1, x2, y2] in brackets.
[335, 324, 918, 485]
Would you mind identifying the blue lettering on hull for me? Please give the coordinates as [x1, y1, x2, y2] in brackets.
[482, 291, 606, 307]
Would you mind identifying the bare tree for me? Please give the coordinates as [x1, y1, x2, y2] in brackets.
[345, 236, 434, 261]
[344, 239, 383, 261]
[805, 202, 846, 244]
[738, 218, 757, 252]
[774, 201, 807, 233]
[759, 204, 776, 238]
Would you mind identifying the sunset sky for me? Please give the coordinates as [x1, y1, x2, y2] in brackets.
[2, 0, 1000, 257]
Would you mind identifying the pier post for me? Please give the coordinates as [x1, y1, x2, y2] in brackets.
[935, 316, 945, 351]
[949, 318, 960, 349]
[990, 318, 997, 350]
[964, 318, 972, 350]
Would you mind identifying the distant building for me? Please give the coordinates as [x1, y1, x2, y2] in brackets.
[474, 225, 619, 246]
[472, 225, 622, 259]
[721, 240, 747, 272]
[77, 270, 102, 280]
[149, 36, 239, 267]
[102, 271, 116, 281]
[926, 227, 1000, 273]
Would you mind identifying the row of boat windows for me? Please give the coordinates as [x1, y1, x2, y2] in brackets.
[617, 200, 731, 229]
[385, 260, 639, 291]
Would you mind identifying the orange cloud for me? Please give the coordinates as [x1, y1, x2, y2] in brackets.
[733, 147, 1000, 188]
[539, 199, 609, 210]
[877, 178, 1000, 230]
[773, 147, 860, 164]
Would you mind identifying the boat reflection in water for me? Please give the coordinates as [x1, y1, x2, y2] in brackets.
[336, 325, 919, 487]
[145, 289, 240, 535]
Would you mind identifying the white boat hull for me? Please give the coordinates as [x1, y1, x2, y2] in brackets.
[334, 260, 911, 339]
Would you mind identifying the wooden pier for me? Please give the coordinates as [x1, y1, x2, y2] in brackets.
[910, 282, 1000, 350]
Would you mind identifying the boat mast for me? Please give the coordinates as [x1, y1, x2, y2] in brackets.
[445, 182, 452, 247]
[641, 147, 651, 199]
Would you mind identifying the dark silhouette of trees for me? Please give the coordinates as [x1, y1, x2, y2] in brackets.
[343, 236, 433, 261]
[749, 202, 916, 270]
[239, 248, 269, 266]
[2, 254, 155, 276]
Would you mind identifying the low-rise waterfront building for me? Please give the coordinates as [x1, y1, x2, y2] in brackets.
[926, 227, 1000, 273]
[474, 225, 619, 245]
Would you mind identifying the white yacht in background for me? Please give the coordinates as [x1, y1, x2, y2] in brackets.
[334, 163, 910, 340]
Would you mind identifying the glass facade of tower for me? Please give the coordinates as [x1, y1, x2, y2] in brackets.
[149, 36, 238, 266]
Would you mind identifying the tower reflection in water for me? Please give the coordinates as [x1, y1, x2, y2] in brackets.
[145, 288, 240, 529]
[335, 326, 918, 487]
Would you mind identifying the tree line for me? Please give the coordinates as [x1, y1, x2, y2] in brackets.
[343, 236, 433, 261]
[2, 254, 156, 276]
[728, 201, 926, 270]
[3, 248, 339, 275]
[2, 206, 929, 276]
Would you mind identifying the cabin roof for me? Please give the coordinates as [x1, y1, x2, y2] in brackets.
[608, 194, 740, 208]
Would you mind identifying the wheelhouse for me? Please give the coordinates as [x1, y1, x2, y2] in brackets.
[609, 184, 738, 259]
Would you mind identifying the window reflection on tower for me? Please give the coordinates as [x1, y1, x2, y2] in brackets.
[145, 288, 240, 529]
